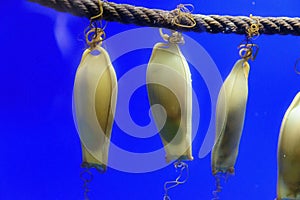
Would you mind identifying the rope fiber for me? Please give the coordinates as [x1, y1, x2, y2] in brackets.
[28, 0, 300, 35]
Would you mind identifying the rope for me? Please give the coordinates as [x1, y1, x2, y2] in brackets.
[28, 0, 300, 35]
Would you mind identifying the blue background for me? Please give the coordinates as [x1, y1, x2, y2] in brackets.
[1, 0, 300, 199]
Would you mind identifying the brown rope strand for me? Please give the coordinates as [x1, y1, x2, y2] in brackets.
[28, 0, 300, 35]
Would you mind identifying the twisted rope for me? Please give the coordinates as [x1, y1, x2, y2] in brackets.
[28, 0, 300, 35]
